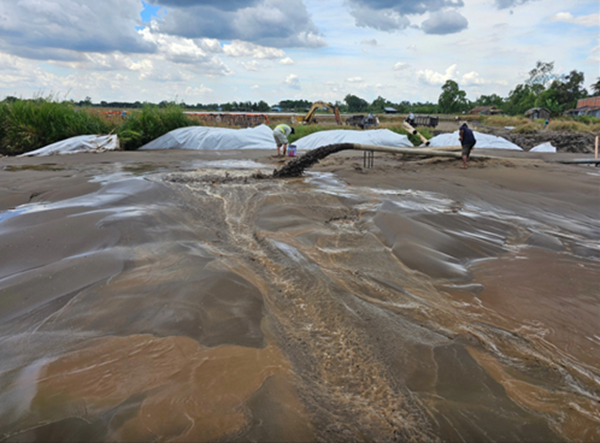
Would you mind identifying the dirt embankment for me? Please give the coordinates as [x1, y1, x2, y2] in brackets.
[479, 127, 598, 153]
[504, 131, 597, 153]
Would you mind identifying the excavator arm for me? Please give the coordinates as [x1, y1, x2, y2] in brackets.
[302, 102, 342, 125]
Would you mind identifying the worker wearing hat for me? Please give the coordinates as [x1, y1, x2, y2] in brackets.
[273, 124, 295, 156]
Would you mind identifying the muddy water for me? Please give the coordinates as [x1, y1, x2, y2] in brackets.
[0, 159, 599, 442]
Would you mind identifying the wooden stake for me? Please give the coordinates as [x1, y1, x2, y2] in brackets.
[595, 135, 598, 159]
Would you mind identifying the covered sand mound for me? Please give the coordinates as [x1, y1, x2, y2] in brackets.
[428, 131, 522, 150]
[18, 135, 119, 157]
[293, 129, 412, 150]
[140, 125, 275, 151]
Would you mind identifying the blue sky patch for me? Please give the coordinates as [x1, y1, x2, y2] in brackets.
[140, 1, 164, 23]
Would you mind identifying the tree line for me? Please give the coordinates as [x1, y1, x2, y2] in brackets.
[3, 61, 598, 117]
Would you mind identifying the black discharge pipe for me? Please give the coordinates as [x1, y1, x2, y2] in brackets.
[273, 143, 355, 178]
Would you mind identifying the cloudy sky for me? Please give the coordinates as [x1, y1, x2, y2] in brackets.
[0, 0, 598, 105]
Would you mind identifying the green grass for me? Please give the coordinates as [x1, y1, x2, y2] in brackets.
[512, 122, 541, 133]
[574, 115, 600, 125]
[0, 98, 198, 155]
[117, 105, 195, 150]
[482, 115, 529, 127]
[546, 120, 592, 132]
[0, 98, 111, 156]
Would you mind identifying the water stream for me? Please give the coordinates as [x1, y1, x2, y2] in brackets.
[0, 163, 598, 442]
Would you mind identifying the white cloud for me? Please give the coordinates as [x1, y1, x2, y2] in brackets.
[251, 85, 260, 89]
[417, 64, 459, 86]
[421, 10, 469, 35]
[279, 57, 295, 65]
[350, 6, 411, 32]
[346, 77, 364, 83]
[461, 71, 507, 86]
[285, 74, 301, 90]
[139, 26, 233, 76]
[346, 0, 467, 32]
[222, 40, 285, 59]
[0, 0, 154, 59]
[154, 0, 326, 49]
[407, 45, 417, 50]
[393, 62, 410, 71]
[185, 85, 213, 95]
[589, 44, 600, 63]
[240, 60, 261, 71]
[360, 39, 378, 46]
[550, 12, 599, 27]
[494, 0, 538, 9]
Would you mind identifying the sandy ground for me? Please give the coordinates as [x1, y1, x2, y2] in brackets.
[0, 148, 599, 442]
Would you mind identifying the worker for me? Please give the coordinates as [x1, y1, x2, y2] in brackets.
[406, 111, 415, 127]
[458, 121, 476, 169]
[273, 124, 295, 156]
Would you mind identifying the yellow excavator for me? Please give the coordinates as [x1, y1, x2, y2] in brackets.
[301, 102, 342, 125]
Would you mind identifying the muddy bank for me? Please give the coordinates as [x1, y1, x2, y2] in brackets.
[481, 127, 598, 153]
[0, 150, 599, 442]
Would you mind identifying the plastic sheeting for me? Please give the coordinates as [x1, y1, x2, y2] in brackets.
[139, 125, 275, 151]
[19, 135, 119, 157]
[530, 142, 557, 153]
[427, 131, 523, 151]
[293, 129, 412, 151]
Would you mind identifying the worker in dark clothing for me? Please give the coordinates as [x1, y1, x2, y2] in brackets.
[459, 122, 476, 169]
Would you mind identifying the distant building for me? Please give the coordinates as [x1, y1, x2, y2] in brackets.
[270, 107, 282, 112]
[564, 96, 600, 118]
[469, 106, 502, 115]
[525, 107, 551, 120]
[384, 107, 398, 114]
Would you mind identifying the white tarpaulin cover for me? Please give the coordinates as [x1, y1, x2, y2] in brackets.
[427, 131, 523, 151]
[19, 135, 119, 157]
[293, 129, 412, 151]
[530, 142, 557, 153]
[139, 125, 275, 151]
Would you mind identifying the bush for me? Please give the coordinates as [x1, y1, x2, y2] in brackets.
[547, 120, 591, 132]
[117, 105, 195, 150]
[482, 115, 529, 127]
[0, 98, 111, 156]
[513, 122, 541, 133]
[574, 115, 600, 125]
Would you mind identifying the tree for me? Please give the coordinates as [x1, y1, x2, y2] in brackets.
[438, 80, 469, 114]
[369, 96, 391, 113]
[474, 94, 504, 109]
[255, 100, 270, 112]
[535, 88, 564, 116]
[526, 61, 557, 93]
[504, 84, 537, 115]
[546, 70, 587, 111]
[344, 94, 369, 112]
[591, 78, 600, 96]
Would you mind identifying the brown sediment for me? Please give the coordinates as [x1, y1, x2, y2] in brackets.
[14, 335, 310, 442]
[468, 347, 600, 443]
[0, 149, 599, 442]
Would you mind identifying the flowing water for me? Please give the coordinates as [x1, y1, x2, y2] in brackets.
[0, 159, 599, 442]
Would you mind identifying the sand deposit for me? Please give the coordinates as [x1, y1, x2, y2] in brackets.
[0, 149, 599, 442]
